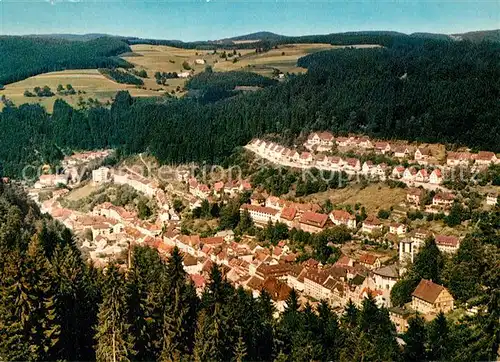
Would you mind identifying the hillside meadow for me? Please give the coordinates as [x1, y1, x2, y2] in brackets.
[0, 42, 335, 111]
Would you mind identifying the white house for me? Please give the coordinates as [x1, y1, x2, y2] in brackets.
[240, 204, 279, 225]
[329, 210, 357, 229]
[429, 169, 443, 184]
[486, 193, 498, 206]
[92, 166, 110, 183]
[389, 222, 407, 236]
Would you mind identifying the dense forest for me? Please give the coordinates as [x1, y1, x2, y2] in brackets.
[99, 68, 144, 86]
[186, 70, 278, 102]
[0, 39, 499, 178]
[0, 182, 497, 361]
[0, 36, 132, 84]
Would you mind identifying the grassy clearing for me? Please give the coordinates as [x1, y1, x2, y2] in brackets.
[0, 69, 161, 112]
[302, 183, 407, 214]
[64, 183, 100, 202]
[0, 43, 379, 111]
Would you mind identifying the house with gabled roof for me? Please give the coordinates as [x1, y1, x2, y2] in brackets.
[406, 188, 423, 206]
[415, 169, 429, 182]
[435, 235, 460, 253]
[429, 168, 443, 184]
[361, 216, 382, 235]
[392, 165, 405, 178]
[358, 253, 381, 270]
[240, 204, 279, 225]
[446, 152, 472, 167]
[299, 152, 314, 165]
[298, 211, 331, 233]
[403, 167, 418, 181]
[411, 279, 454, 315]
[473, 151, 498, 167]
[362, 161, 374, 174]
[389, 222, 407, 236]
[415, 147, 431, 162]
[344, 158, 361, 172]
[432, 193, 455, 208]
[375, 142, 392, 154]
[373, 264, 399, 292]
[329, 209, 357, 229]
[394, 146, 413, 159]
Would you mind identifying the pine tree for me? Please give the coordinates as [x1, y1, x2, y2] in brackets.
[194, 265, 233, 362]
[427, 312, 451, 361]
[317, 300, 340, 361]
[161, 247, 198, 360]
[413, 237, 444, 283]
[95, 264, 135, 362]
[233, 335, 247, 362]
[403, 315, 426, 361]
[0, 236, 60, 361]
[341, 299, 358, 328]
[51, 244, 97, 361]
[127, 246, 168, 360]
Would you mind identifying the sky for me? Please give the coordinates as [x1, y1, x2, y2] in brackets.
[0, 0, 498, 41]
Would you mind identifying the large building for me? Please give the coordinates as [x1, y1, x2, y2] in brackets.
[240, 204, 279, 225]
[411, 279, 454, 315]
[92, 166, 110, 183]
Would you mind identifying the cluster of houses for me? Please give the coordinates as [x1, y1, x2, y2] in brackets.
[37, 166, 182, 265]
[238, 194, 462, 257]
[34, 150, 112, 189]
[188, 177, 253, 201]
[155, 225, 455, 329]
[246, 134, 500, 185]
[32, 158, 461, 327]
[304, 131, 499, 167]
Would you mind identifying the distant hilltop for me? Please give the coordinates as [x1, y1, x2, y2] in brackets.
[17, 29, 500, 44]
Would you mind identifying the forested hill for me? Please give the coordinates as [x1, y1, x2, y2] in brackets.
[0, 39, 499, 177]
[0, 36, 132, 85]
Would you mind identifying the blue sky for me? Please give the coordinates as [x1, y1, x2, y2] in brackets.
[0, 0, 498, 41]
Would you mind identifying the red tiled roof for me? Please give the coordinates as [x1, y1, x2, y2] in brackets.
[299, 211, 329, 228]
[331, 209, 355, 221]
[318, 131, 334, 141]
[363, 216, 381, 226]
[474, 151, 496, 161]
[240, 204, 279, 216]
[434, 193, 455, 201]
[431, 169, 442, 177]
[201, 236, 224, 245]
[435, 235, 459, 247]
[408, 187, 423, 196]
[190, 274, 206, 288]
[412, 279, 447, 304]
[213, 181, 224, 192]
[359, 253, 379, 265]
[280, 206, 297, 221]
[262, 277, 292, 302]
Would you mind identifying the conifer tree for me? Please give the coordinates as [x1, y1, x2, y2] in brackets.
[317, 300, 340, 361]
[51, 244, 97, 361]
[355, 295, 399, 361]
[161, 247, 198, 360]
[427, 311, 451, 361]
[194, 265, 233, 362]
[403, 315, 427, 362]
[233, 335, 247, 362]
[0, 235, 60, 361]
[95, 264, 135, 362]
[127, 246, 166, 360]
